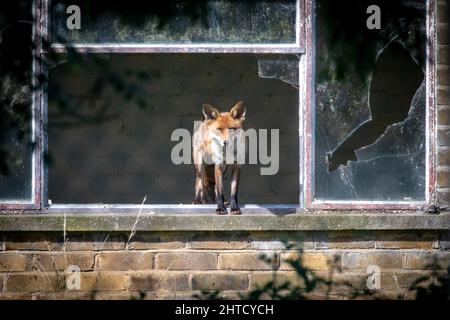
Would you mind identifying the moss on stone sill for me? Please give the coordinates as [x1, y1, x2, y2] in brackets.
[0, 212, 449, 232]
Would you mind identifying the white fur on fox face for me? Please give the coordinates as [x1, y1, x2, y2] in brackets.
[209, 129, 244, 165]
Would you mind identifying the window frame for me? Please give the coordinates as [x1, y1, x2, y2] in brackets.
[303, 0, 437, 210]
[0, 0, 43, 210]
[38, 0, 306, 212]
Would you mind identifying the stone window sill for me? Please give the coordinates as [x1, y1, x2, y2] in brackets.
[0, 211, 449, 232]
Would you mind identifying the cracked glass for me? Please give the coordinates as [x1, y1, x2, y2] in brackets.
[314, 0, 427, 201]
[256, 54, 299, 88]
[51, 0, 297, 44]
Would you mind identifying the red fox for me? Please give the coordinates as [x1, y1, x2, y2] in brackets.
[192, 101, 246, 215]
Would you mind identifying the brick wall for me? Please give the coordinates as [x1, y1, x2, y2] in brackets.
[437, 0, 450, 207]
[0, 231, 449, 300]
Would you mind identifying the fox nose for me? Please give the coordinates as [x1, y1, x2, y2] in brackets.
[223, 141, 228, 146]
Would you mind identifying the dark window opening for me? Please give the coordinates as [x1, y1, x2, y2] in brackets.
[48, 54, 299, 204]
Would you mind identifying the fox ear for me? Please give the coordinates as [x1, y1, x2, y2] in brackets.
[203, 104, 220, 120]
[230, 101, 246, 120]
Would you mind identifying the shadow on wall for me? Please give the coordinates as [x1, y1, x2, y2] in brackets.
[2, 230, 449, 300]
[194, 240, 450, 301]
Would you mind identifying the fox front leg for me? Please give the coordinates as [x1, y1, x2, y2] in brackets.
[214, 165, 227, 215]
[230, 164, 241, 215]
[193, 164, 203, 204]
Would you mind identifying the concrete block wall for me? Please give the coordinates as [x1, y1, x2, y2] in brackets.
[48, 54, 300, 205]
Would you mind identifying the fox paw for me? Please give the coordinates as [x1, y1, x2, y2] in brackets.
[230, 208, 242, 215]
[216, 208, 228, 215]
[192, 200, 203, 205]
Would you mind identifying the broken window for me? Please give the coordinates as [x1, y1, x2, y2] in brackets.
[51, 0, 297, 44]
[1, 0, 437, 211]
[314, 0, 428, 201]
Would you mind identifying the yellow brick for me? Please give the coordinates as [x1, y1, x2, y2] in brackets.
[130, 272, 189, 291]
[31, 253, 95, 271]
[6, 273, 64, 293]
[78, 272, 129, 291]
[192, 273, 248, 290]
[219, 253, 278, 270]
[405, 252, 450, 269]
[249, 272, 305, 290]
[342, 252, 404, 270]
[156, 253, 217, 270]
[0, 253, 31, 272]
[96, 252, 154, 271]
[280, 253, 335, 271]
[190, 241, 249, 250]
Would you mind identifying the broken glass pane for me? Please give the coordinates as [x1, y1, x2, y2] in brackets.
[314, 0, 427, 201]
[256, 54, 299, 88]
[51, 0, 297, 44]
[0, 1, 33, 201]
